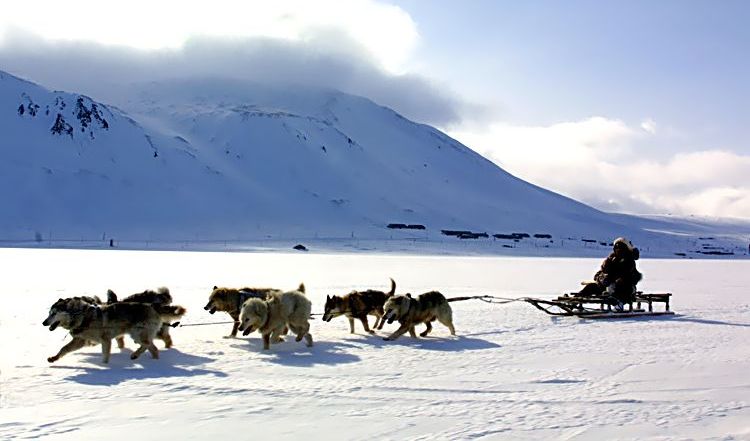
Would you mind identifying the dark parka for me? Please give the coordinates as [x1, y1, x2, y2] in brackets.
[593, 238, 642, 302]
[578, 237, 642, 303]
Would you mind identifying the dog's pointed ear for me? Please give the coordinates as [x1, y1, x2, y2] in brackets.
[298, 283, 305, 293]
[406, 293, 412, 298]
[213, 285, 218, 290]
[326, 294, 330, 300]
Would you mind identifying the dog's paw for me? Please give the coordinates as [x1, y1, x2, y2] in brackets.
[222, 335, 234, 339]
[382, 337, 392, 341]
[368, 329, 376, 334]
[130, 353, 138, 360]
[47, 356, 57, 363]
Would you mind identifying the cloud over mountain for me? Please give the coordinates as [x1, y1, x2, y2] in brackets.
[0, 27, 470, 127]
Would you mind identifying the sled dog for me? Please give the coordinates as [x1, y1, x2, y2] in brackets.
[107, 286, 172, 305]
[107, 287, 180, 348]
[238, 284, 313, 350]
[204, 286, 282, 338]
[43, 297, 185, 363]
[382, 291, 456, 341]
[322, 278, 395, 333]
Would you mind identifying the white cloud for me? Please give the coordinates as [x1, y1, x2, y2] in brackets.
[0, 0, 418, 73]
[0, 29, 467, 127]
[449, 119, 750, 219]
[450, 117, 636, 168]
[0, 0, 484, 126]
[640, 118, 657, 134]
[676, 187, 750, 219]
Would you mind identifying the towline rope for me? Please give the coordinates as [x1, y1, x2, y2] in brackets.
[178, 320, 235, 327]
[447, 295, 523, 304]
[179, 314, 324, 327]
[177, 295, 536, 327]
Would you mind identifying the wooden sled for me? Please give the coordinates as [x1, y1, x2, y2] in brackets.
[524, 292, 674, 318]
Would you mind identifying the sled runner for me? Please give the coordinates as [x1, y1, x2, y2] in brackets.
[523, 292, 673, 319]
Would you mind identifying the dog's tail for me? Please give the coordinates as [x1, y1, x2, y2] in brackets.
[297, 283, 306, 294]
[106, 289, 118, 304]
[387, 278, 396, 296]
[152, 304, 187, 322]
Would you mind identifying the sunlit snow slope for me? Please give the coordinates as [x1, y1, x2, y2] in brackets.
[1, 71, 748, 255]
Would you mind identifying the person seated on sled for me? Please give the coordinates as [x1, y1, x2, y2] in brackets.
[578, 237, 642, 309]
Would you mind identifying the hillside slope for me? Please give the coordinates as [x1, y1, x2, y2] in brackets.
[1, 71, 746, 256]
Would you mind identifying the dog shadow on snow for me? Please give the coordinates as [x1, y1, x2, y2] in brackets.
[51, 348, 227, 386]
[230, 338, 361, 367]
[229, 331, 500, 366]
[355, 333, 502, 352]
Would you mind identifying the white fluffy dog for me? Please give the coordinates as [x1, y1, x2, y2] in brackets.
[238, 284, 313, 350]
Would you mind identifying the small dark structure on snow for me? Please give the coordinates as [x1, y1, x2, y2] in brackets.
[494, 233, 530, 240]
[457, 232, 488, 239]
[441, 229, 472, 237]
[388, 223, 426, 230]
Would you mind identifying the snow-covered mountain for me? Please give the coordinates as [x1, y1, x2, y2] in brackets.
[1, 70, 748, 256]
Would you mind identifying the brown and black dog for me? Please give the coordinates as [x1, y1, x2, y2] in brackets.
[107, 287, 179, 348]
[43, 296, 185, 363]
[381, 291, 455, 341]
[322, 278, 395, 333]
[204, 286, 282, 338]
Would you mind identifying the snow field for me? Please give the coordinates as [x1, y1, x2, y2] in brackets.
[1, 248, 749, 440]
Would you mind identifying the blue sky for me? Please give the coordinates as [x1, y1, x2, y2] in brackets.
[388, 1, 750, 217]
[395, 0, 749, 149]
[0, 0, 748, 218]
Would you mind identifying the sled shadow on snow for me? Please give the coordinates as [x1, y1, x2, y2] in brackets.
[230, 339, 361, 367]
[660, 314, 750, 328]
[581, 313, 750, 328]
[51, 348, 227, 386]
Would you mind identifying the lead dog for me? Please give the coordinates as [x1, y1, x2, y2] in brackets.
[107, 287, 178, 348]
[322, 278, 395, 333]
[382, 291, 456, 341]
[43, 297, 186, 363]
[204, 286, 282, 338]
[238, 284, 313, 350]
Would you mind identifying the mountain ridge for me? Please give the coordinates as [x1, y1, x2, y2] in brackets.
[1, 70, 747, 257]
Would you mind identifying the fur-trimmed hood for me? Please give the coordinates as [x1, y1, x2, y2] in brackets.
[613, 237, 639, 260]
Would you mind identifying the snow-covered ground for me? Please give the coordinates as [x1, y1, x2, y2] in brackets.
[1, 248, 749, 440]
[2, 233, 749, 260]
